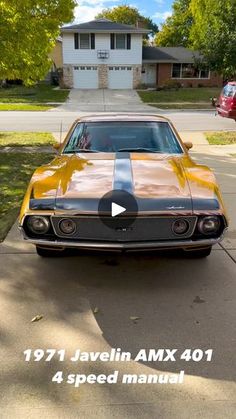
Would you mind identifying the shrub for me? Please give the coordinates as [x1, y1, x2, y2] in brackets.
[162, 80, 182, 90]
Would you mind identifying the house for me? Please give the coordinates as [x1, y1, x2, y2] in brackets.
[49, 37, 63, 71]
[142, 46, 222, 88]
[60, 18, 149, 89]
[60, 19, 222, 90]
[44, 38, 63, 84]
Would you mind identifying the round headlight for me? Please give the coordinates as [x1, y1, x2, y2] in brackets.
[59, 218, 76, 235]
[27, 216, 50, 234]
[198, 216, 220, 235]
[172, 219, 189, 235]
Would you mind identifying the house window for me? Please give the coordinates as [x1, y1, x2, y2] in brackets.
[199, 68, 210, 79]
[172, 63, 210, 79]
[110, 34, 131, 49]
[181, 63, 199, 78]
[115, 34, 126, 49]
[74, 33, 95, 50]
[172, 64, 181, 78]
[80, 34, 90, 49]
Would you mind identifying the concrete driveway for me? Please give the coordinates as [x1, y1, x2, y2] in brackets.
[0, 150, 236, 418]
[57, 89, 154, 112]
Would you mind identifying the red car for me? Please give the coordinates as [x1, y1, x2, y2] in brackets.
[217, 81, 236, 121]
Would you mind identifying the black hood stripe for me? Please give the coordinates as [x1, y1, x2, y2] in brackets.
[113, 152, 134, 193]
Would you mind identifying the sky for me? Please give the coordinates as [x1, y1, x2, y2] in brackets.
[73, 0, 174, 28]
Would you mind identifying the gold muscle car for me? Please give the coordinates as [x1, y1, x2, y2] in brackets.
[19, 114, 228, 257]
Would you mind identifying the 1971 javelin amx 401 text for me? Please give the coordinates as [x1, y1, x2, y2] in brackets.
[19, 114, 228, 257]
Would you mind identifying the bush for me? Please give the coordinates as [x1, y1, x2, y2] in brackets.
[162, 80, 182, 90]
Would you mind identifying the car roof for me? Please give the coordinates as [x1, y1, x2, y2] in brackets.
[76, 114, 171, 123]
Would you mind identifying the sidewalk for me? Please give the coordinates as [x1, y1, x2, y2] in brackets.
[179, 131, 236, 156]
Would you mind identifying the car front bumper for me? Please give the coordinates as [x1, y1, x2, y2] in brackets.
[20, 228, 227, 252]
[217, 107, 236, 119]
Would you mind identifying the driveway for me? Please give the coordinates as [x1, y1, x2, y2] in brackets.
[0, 149, 236, 418]
[57, 89, 154, 112]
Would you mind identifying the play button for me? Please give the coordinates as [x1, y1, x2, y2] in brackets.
[111, 202, 126, 217]
[98, 190, 138, 230]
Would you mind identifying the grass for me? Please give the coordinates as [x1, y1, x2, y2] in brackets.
[205, 131, 236, 145]
[149, 103, 213, 110]
[0, 84, 69, 107]
[0, 132, 56, 147]
[0, 104, 52, 111]
[0, 153, 53, 241]
[138, 87, 221, 106]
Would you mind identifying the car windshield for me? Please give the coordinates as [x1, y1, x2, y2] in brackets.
[223, 84, 236, 98]
[63, 121, 183, 154]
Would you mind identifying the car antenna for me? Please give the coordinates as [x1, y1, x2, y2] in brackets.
[60, 121, 62, 145]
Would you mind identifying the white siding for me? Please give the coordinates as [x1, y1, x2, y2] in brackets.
[62, 33, 143, 65]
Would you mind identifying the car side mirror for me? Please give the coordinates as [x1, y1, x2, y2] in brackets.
[53, 143, 61, 151]
[184, 141, 193, 150]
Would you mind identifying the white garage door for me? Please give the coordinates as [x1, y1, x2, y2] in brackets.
[73, 66, 98, 89]
[108, 66, 133, 89]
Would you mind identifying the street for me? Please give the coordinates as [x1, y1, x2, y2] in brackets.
[0, 150, 236, 418]
[2, 109, 236, 133]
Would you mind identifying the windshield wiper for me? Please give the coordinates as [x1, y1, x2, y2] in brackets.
[117, 148, 160, 153]
[64, 149, 99, 153]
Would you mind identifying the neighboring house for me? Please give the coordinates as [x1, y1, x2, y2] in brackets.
[60, 19, 222, 90]
[60, 18, 149, 89]
[45, 38, 63, 84]
[142, 46, 222, 88]
[49, 37, 63, 71]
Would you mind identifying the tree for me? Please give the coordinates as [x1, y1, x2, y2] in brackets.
[0, 0, 75, 85]
[190, 0, 236, 77]
[96, 5, 158, 38]
[154, 0, 192, 47]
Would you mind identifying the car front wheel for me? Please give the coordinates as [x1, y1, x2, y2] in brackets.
[36, 245, 65, 257]
[183, 246, 212, 258]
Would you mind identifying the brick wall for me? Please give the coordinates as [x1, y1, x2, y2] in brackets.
[157, 63, 222, 87]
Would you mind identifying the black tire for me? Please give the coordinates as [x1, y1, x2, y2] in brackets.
[183, 246, 212, 258]
[36, 245, 65, 257]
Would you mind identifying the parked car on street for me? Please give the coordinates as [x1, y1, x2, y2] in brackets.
[19, 114, 228, 258]
[217, 81, 236, 121]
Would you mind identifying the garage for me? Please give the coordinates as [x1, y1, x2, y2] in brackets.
[73, 66, 98, 89]
[108, 66, 133, 89]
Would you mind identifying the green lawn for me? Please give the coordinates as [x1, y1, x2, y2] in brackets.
[0, 104, 52, 111]
[0, 84, 69, 104]
[205, 131, 236, 145]
[149, 103, 213, 109]
[0, 153, 53, 241]
[0, 132, 56, 147]
[138, 87, 221, 105]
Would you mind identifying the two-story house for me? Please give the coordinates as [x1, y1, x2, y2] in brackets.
[61, 18, 149, 89]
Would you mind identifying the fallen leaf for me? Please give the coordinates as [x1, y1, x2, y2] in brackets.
[93, 307, 99, 314]
[31, 315, 43, 323]
[193, 296, 205, 304]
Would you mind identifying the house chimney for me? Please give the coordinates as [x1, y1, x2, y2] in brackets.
[136, 19, 146, 28]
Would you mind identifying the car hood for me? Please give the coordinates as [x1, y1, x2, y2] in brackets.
[29, 153, 223, 214]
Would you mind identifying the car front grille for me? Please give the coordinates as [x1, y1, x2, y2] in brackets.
[51, 215, 197, 242]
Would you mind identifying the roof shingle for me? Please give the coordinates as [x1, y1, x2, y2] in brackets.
[143, 46, 202, 63]
[62, 18, 150, 34]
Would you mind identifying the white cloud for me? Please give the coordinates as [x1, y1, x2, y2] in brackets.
[152, 11, 172, 22]
[73, 1, 119, 23]
[73, 5, 104, 22]
[155, 0, 164, 4]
